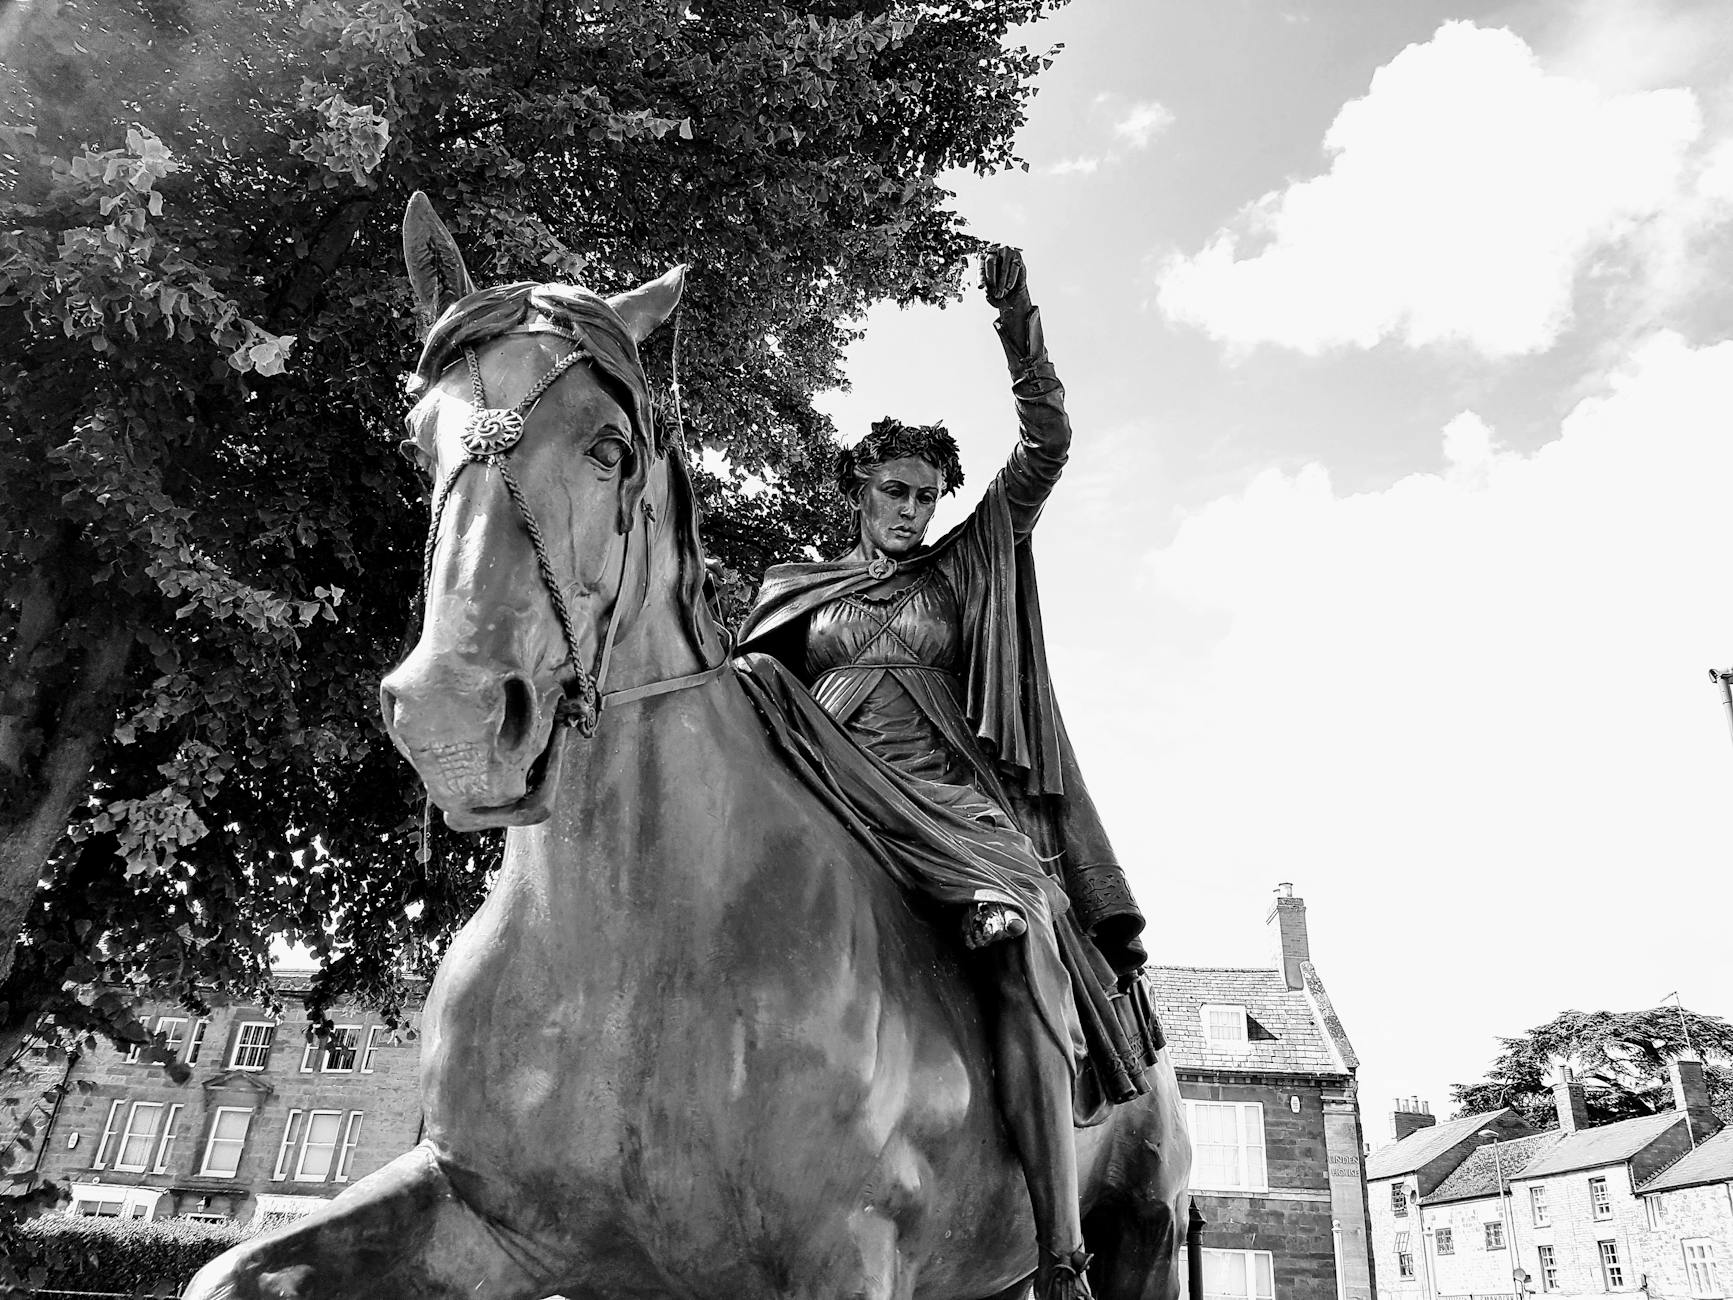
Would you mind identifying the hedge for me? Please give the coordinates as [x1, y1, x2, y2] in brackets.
[2, 1214, 250, 1296]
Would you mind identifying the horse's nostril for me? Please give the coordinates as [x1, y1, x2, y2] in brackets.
[498, 675, 535, 752]
[380, 682, 400, 731]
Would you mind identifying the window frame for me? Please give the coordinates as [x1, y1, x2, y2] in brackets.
[197, 1106, 254, 1178]
[1538, 1244, 1559, 1292]
[1201, 1247, 1275, 1300]
[185, 1017, 209, 1064]
[1199, 1003, 1251, 1051]
[293, 1109, 345, 1182]
[272, 1109, 305, 1182]
[1434, 1227, 1455, 1257]
[113, 1101, 166, 1173]
[1392, 1182, 1409, 1218]
[1531, 1184, 1550, 1227]
[1682, 1239, 1722, 1300]
[1590, 1175, 1613, 1221]
[91, 1098, 125, 1170]
[1183, 1099, 1269, 1193]
[229, 1021, 276, 1071]
[334, 1111, 364, 1182]
[155, 1016, 187, 1060]
[359, 1024, 386, 1074]
[1645, 1195, 1666, 1230]
[1485, 1221, 1505, 1250]
[150, 1103, 182, 1175]
[321, 1024, 362, 1073]
[1599, 1239, 1626, 1290]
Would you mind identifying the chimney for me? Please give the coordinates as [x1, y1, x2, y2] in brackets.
[1670, 1053, 1717, 1143]
[1392, 1097, 1436, 1142]
[1552, 1062, 1590, 1133]
[1267, 883, 1310, 991]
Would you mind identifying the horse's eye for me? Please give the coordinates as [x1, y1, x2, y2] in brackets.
[589, 436, 630, 471]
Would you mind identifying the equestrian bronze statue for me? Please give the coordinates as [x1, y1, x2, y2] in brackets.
[187, 195, 1189, 1300]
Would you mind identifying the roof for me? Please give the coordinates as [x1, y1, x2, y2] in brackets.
[1429, 1133, 1563, 1203]
[1641, 1126, 1733, 1193]
[1364, 1110, 1515, 1181]
[1516, 1110, 1684, 1179]
[1146, 965, 1347, 1076]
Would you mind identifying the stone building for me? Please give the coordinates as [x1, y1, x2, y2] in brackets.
[4, 973, 424, 1228]
[1151, 884, 1374, 1300]
[1365, 1060, 1727, 1300]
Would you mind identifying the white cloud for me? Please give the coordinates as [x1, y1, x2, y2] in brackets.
[1130, 331, 1733, 1111]
[1113, 100, 1174, 150]
[1049, 155, 1102, 177]
[1156, 22, 1704, 357]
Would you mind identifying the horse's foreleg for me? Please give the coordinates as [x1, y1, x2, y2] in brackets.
[184, 1143, 556, 1300]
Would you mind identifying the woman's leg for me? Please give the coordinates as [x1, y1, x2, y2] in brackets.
[980, 938, 1093, 1300]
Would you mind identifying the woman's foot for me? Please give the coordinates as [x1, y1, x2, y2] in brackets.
[1036, 1245, 1095, 1300]
[962, 901, 1027, 950]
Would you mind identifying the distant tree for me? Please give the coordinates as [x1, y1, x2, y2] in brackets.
[0, 0, 1066, 1078]
[1450, 1007, 1733, 1127]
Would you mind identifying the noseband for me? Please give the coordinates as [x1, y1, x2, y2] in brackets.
[419, 321, 726, 737]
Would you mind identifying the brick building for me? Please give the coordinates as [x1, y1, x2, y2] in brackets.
[2, 974, 424, 1228]
[1150, 884, 1374, 1300]
[1366, 1060, 1728, 1300]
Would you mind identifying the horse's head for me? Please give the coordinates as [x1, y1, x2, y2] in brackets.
[381, 193, 717, 829]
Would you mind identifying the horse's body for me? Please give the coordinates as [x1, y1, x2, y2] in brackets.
[186, 197, 1188, 1300]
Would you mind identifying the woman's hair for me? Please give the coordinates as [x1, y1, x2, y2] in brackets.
[834, 417, 964, 502]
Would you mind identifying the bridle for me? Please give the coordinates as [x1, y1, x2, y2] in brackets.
[418, 319, 727, 739]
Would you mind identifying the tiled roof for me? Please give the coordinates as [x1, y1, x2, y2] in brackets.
[1429, 1133, 1564, 1203]
[1641, 1125, 1733, 1193]
[1146, 965, 1346, 1076]
[1364, 1110, 1515, 1181]
[1516, 1110, 1683, 1179]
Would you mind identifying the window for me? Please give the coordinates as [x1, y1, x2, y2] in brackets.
[150, 1104, 181, 1174]
[294, 1111, 344, 1181]
[1200, 1004, 1250, 1049]
[91, 1099, 125, 1169]
[272, 1110, 305, 1181]
[1486, 1221, 1505, 1250]
[75, 1195, 125, 1217]
[1683, 1240, 1722, 1299]
[230, 1022, 275, 1071]
[300, 1024, 362, 1073]
[1203, 1249, 1275, 1300]
[198, 1107, 253, 1177]
[1538, 1245, 1560, 1292]
[1392, 1183, 1409, 1217]
[1531, 1185, 1550, 1226]
[114, 1102, 165, 1172]
[1396, 1232, 1414, 1278]
[359, 1025, 386, 1073]
[334, 1112, 363, 1182]
[1435, 1228, 1454, 1256]
[1590, 1176, 1612, 1220]
[155, 1017, 187, 1059]
[1645, 1196, 1666, 1230]
[1599, 1240, 1626, 1290]
[186, 1017, 209, 1064]
[1185, 1101, 1268, 1192]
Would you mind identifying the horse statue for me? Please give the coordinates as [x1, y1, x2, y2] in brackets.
[186, 194, 1190, 1300]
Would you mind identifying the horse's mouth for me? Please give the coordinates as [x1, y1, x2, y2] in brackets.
[442, 727, 571, 831]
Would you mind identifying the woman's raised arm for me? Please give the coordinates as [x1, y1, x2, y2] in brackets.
[982, 246, 1070, 540]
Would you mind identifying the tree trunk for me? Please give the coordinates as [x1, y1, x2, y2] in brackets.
[0, 629, 132, 988]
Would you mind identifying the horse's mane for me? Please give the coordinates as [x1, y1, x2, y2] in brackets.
[416, 280, 721, 661]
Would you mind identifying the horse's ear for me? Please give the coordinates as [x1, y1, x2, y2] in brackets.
[402, 191, 476, 331]
[607, 266, 685, 344]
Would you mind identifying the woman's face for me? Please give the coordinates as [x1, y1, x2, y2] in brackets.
[855, 456, 943, 556]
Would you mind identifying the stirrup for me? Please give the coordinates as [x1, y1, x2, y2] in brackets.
[1038, 1245, 1096, 1300]
[962, 901, 1027, 950]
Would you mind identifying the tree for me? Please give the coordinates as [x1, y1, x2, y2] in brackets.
[1450, 1006, 1733, 1128]
[0, 0, 1067, 1077]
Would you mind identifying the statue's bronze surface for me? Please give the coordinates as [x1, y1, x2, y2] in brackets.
[186, 197, 1190, 1300]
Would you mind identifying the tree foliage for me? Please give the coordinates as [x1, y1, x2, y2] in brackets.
[1450, 1006, 1733, 1128]
[0, 0, 1065, 1074]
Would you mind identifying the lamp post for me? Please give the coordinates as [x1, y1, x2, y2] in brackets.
[1480, 1129, 1521, 1299]
[1709, 669, 1733, 747]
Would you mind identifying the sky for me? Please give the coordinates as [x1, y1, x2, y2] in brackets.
[814, 0, 1733, 1143]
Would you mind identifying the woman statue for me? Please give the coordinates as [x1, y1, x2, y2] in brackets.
[736, 247, 1156, 1300]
